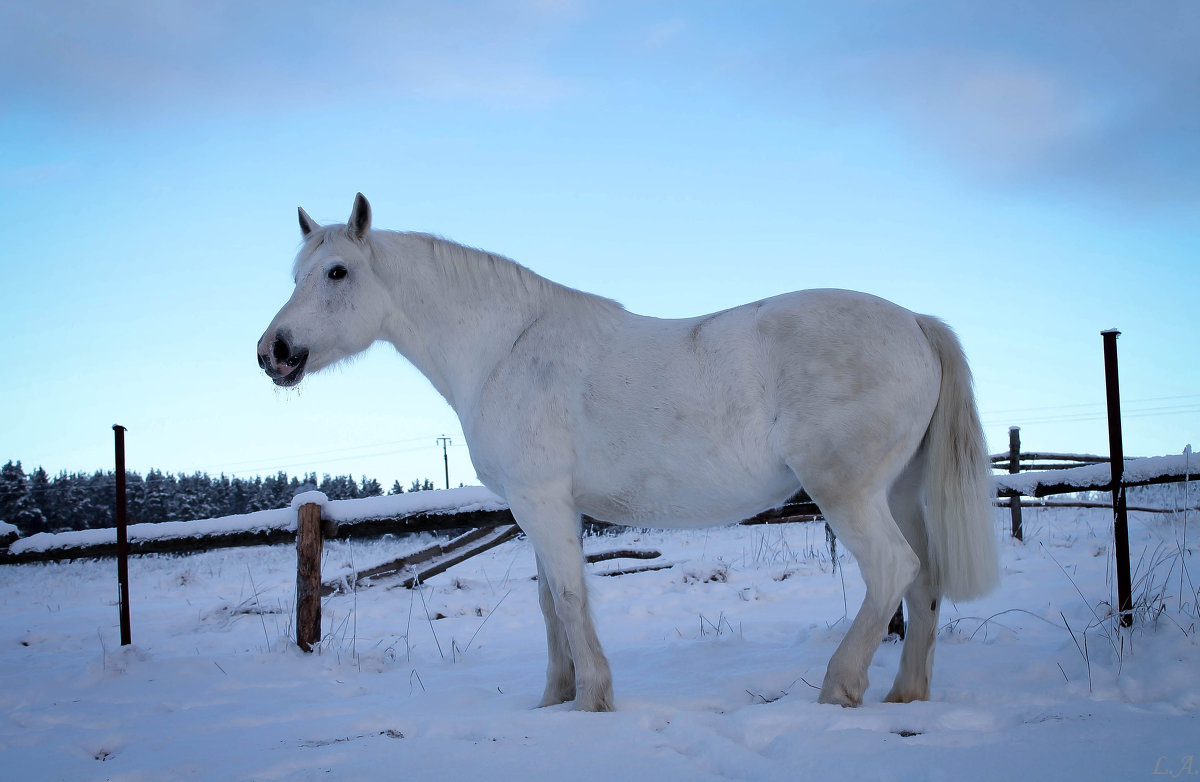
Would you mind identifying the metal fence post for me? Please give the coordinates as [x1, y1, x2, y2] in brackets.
[1101, 330, 1133, 628]
[1008, 426, 1023, 541]
[113, 424, 132, 646]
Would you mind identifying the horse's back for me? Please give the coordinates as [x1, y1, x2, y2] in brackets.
[566, 289, 940, 527]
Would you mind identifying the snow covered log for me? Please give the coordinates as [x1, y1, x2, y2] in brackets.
[2, 487, 510, 563]
[994, 453, 1195, 498]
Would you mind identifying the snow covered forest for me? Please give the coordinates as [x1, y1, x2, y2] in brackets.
[0, 460, 434, 535]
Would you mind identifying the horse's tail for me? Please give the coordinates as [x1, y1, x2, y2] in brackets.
[915, 315, 999, 602]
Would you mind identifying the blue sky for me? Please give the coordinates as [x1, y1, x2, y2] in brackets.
[2, 1, 1197, 490]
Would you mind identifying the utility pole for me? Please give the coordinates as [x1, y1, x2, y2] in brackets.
[437, 436, 452, 490]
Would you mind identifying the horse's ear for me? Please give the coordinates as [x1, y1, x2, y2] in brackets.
[348, 193, 371, 240]
[298, 207, 320, 237]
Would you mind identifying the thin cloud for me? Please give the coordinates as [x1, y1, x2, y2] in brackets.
[0, 0, 578, 120]
[5, 1, 1196, 202]
[820, 2, 1200, 200]
[659, 1, 1200, 203]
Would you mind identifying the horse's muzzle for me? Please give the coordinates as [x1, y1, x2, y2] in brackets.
[257, 334, 309, 387]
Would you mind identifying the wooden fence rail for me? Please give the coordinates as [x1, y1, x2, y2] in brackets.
[989, 452, 1110, 468]
[2, 443, 1192, 567]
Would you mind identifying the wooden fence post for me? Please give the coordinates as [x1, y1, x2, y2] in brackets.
[1008, 426, 1023, 541]
[296, 502, 324, 651]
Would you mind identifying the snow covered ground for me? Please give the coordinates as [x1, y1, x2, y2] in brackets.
[1, 505, 1197, 781]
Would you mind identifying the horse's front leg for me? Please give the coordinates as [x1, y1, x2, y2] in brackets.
[511, 488, 613, 712]
[535, 552, 576, 706]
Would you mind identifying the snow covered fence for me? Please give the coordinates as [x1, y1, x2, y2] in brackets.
[0, 482, 822, 563]
[988, 426, 1113, 540]
[1, 487, 512, 563]
[2, 453, 1193, 564]
[990, 427, 1194, 540]
[993, 451, 1195, 499]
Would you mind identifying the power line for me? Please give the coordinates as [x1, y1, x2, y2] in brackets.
[220, 441, 455, 478]
[983, 403, 1200, 428]
[199, 433, 446, 473]
[981, 393, 1200, 418]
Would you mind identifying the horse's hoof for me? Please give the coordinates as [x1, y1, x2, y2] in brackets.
[818, 683, 863, 708]
[537, 690, 575, 708]
[883, 685, 929, 704]
[572, 687, 615, 712]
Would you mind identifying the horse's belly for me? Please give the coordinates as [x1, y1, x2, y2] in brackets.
[569, 311, 800, 527]
[573, 447, 799, 529]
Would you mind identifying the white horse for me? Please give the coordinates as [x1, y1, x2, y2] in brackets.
[258, 194, 998, 710]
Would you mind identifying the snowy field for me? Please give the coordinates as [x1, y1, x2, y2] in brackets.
[1, 505, 1197, 781]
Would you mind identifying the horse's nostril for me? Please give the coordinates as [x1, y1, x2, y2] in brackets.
[272, 337, 290, 363]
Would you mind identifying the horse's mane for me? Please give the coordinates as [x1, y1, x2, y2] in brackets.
[381, 229, 627, 315]
[422, 233, 583, 300]
[294, 224, 623, 318]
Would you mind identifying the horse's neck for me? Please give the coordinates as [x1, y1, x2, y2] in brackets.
[375, 232, 617, 411]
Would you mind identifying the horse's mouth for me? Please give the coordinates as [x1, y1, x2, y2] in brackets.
[269, 349, 308, 387]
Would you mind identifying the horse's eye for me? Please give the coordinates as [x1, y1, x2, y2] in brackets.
[328, 265, 348, 280]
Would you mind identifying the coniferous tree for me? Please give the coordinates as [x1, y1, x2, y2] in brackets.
[87, 471, 115, 528]
[227, 476, 252, 517]
[0, 460, 27, 520]
[319, 474, 360, 500]
[28, 467, 51, 533]
[61, 475, 95, 530]
[295, 473, 319, 498]
[3, 461, 438, 530]
[212, 474, 233, 517]
[266, 472, 293, 508]
[0, 461, 47, 535]
[125, 471, 146, 525]
[142, 469, 172, 524]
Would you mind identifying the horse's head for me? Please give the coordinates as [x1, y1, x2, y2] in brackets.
[257, 193, 393, 387]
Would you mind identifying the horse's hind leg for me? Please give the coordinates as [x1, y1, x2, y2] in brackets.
[511, 487, 613, 712]
[886, 569, 940, 703]
[885, 455, 941, 703]
[801, 477, 920, 707]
